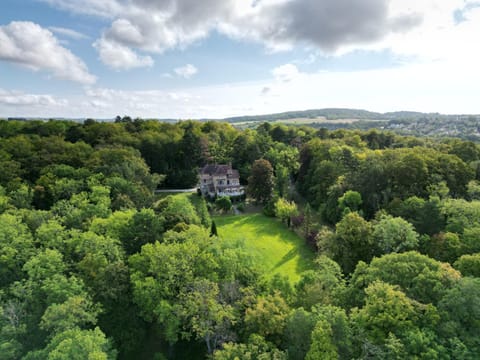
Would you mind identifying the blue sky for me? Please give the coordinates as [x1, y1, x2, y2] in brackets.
[1, 0, 479, 118]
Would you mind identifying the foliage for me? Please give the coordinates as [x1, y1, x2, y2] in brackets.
[332, 212, 374, 274]
[245, 292, 290, 344]
[454, 253, 480, 277]
[24, 327, 116, 360]
[348, 251, 461, 306]
[372, 214, 419, 255]
[213, 334, 287, 360]
[1, 119, 480, 358]
[282, 308, 318, 360]
[215, 196, 232, 213]
[338, 190, 362, 217]
[248, 159, 275, 204]
[305, 319, 338, 360]
[274, 198, 298, 227]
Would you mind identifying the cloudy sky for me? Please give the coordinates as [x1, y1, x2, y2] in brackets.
[1, 0, 479, 119]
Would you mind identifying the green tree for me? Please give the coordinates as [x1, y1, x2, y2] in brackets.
[426, 232, 461, 263]
[196, 197, 212, 228]
[0, 213, 36, 287]
[351, 281, 442, 358]
[180, 279, 234, 354]
[372, 215, 419, 255]
[248, 159, 275, 204]
[210, 221, 218, 237]
[9, 185, 33, 209]
[438, 277, 480, 356]
[454, 253, 480, 277]
[303, 203, 313, 238]
[392, 196, 445, 236]
[467, 180, 480, 200]
[338, 190, 362, 217]
[348, 251, 461, 307]
[24, 327, 116, 360]
[313, 305, 353, 359]
[274, 198, 298, 228]
[119, 208, 164, 255]
[245, 292, 290, 344]
[305, 319, 338, 360]
[333, 212, 373, 274]
[129, 230, 217, 344]
[282, 308, 317, 360]
[213, 334, 287, 360]
[40, 295, 101, 334]
[295, 256, 345, 309]
[23, 249, 65, 282]
[215, 196, 232, 213]
[155, 195, 201, 230]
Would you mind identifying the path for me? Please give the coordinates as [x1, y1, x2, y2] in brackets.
[154, 188, 197, 194]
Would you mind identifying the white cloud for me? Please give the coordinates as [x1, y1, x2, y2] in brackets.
[49, 26, 88, 40]
[40, 0, 425, 68]
[0, 89, 68, 107]
[174, 64, 198, 79]
[0, 21, 96, 84]
[93, 37, 154, 70]
[40, 0, 480, 77]
[272, 64, 301, 83]
[39, 0, 123, 18]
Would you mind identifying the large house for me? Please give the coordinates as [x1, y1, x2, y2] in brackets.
[199, 164, 245, 198]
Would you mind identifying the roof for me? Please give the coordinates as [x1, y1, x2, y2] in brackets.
[200, 164, 238, 177]
[228, 169, 240, 179]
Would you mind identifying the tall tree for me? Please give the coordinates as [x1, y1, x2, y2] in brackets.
[333, 212, 373, 274]
[372, 215, 419, 255]
[305, 320, 338, 360]
[247, 159, 275, 204]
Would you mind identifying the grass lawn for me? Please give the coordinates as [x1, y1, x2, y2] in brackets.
[214, 213, 315, 283]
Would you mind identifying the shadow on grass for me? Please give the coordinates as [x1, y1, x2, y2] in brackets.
[215, 213, 315, 282]
[272, 247, 299, 270]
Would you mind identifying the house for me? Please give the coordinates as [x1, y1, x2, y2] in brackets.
[199, 164, 245, 198]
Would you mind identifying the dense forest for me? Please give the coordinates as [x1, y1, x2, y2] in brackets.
[1, 118, 480, 359]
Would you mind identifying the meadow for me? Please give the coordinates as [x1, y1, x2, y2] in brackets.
[214, 213, 315, 283]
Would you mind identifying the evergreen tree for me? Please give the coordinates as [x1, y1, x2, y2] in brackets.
[210, 220, 218, 237]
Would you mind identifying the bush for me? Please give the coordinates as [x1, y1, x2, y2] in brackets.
[215, 196, 232, 212]
[263, 196, 278, 217]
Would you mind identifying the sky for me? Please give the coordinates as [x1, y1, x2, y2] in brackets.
[1, 0, 480, 119]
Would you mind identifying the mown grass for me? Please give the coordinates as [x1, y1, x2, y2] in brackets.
[214, 213, 315, 283]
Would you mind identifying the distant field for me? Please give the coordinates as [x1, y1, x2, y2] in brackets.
[231, 116, 384, 128]
[214, 213, 315, 283]
[273, 116, 362, 124]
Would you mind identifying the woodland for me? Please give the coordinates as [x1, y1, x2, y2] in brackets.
[0, 118, 480, 359]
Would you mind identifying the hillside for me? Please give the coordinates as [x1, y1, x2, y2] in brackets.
[220, 108, 480, 140]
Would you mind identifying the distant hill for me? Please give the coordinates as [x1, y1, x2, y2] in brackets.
[222, 108, 476, 123]
[220, 108, 480, 140]
[223, 108, 385, 123]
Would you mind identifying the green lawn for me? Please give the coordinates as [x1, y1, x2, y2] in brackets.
[214, 213, 315, 283]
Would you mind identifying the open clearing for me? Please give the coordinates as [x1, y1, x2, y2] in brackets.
[214, 213, 315, 283]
